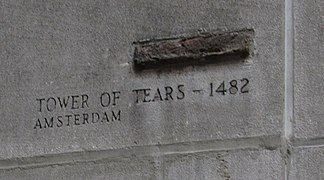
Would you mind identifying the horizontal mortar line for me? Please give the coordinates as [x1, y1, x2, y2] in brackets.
[0, 135, 281, 171]
[292, 137, 324, 148]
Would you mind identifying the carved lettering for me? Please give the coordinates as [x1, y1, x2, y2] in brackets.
[33, 79, 249, 130]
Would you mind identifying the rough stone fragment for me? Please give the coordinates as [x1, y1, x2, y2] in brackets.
[133, 29, 254, 70]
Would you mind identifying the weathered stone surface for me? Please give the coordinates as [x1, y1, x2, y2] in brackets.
[0, 156, 161, 180]
[293, 0, 324, 139]
[290, 146, 324, 180]
[0, 148, 283, 180]
[162, 148, 283, 180]
[133, 29, 254, 70]
[0, 0, 284, 159]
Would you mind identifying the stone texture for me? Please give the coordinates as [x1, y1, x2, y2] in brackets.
[290, 146, 324, 180]
[133, 29, 254, 70]
[293, 0, 324, 139]
[163, 148, 283, 180]
[0, 156, 161, 180]
[4, 0, 324, 179]
[0, 0, 284, 159]
[0, 148, 283, 180]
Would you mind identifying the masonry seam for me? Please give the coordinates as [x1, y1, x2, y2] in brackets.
[284, 0, 294, 179]
[0, 135, 281, 170]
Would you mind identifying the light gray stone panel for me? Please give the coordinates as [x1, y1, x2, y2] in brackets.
[293, 0, 324, 139]
[290, 146, 324, 180]
[163, 148, 283, 180]
[0, 156, 161, 180]
[0, 148, 283, 180]
[0, 0, 284, 158]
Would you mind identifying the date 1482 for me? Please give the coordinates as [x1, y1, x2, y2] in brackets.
[210, 78, 249, 96]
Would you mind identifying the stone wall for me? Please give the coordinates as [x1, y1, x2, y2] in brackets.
[0, 0, 322, 179]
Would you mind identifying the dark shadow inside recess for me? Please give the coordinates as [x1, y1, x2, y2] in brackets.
[132, 52, 250, 73]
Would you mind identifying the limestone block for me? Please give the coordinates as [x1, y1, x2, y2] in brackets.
[293, 0, 324, 139]
[290, 146, 324, 180]
[0, 0, 284, 158]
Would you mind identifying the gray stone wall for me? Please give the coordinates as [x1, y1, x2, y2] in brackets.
[0, 0, 322, 179]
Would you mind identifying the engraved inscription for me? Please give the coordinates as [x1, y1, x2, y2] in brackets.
[33, 78, 250, 130]
[210, 78, 250, 96]
[132, 85, 185, 104]
[34, 92, 121, 129]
